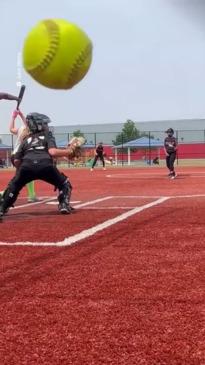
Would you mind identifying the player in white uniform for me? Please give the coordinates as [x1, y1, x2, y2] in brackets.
[0, 92, 19, 195]
[9, 110, 38, 202]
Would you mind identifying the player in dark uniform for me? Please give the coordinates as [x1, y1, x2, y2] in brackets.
[0, 92, 19, 101]
[164, 128, 177, 179]
[0, 112, 80, 219]
[90, 142, 106, 171]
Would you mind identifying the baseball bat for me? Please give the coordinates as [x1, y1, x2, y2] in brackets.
[16, 85, 26, 110]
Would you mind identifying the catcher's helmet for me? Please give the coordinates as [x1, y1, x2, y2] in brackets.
[26, 112, 51, 134]
[165, 128, 174, 135]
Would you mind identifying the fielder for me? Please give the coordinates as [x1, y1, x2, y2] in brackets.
[164, 128, 177, 179]
[90, 142, 106, 171]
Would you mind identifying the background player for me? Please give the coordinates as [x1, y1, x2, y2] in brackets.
[164, 128, 177, 179]
[90, 142, 106, 171]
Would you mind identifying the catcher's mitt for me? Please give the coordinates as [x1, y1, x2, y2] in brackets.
[67, 136, 85, 159]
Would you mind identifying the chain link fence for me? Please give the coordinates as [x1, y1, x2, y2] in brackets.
[1, 130, 205, 168]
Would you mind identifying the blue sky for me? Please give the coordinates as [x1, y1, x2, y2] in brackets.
[0, 0, 205, 133]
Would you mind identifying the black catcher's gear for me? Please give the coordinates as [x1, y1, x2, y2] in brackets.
[0, 124, 74, 218]
[26, 113, 51, 134]
[0, 173, 73, 217]
[0, 180, 19, 217]
[58, 179, 73, 214]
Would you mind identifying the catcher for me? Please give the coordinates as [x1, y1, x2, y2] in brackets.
[0, 112, 85, 218]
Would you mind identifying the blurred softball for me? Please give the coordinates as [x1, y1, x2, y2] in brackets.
[23, 19, 93, 89]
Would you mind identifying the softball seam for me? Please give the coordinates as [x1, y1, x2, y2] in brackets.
[29, 20, 60, 77]
[66, 42, 92, 87]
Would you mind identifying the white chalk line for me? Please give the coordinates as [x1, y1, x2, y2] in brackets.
[7, 194, 205, 213]
[189, 175, 205, 178]
[114, 194, 205, 199]
[47, 201, 81, 205]
[0, 197, 169, 247]
[46, 202, 137, 210]
[11, 197, 112, 210]
[81, 206, 137, 210]
[1, 194, 205, 247]
[13, 197, 57, 209]
[73, 196, 113, 209]
[106, 173, 205, 179]
[46, 197, 113, 208]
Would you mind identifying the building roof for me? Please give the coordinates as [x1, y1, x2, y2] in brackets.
[53, 118, 205, 134]
[53, 119, 205, 144]
[114, 136, 164, 148]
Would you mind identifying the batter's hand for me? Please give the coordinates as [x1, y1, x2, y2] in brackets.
[12, 110, 19, 119]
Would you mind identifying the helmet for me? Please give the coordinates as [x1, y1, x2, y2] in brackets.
[165, 128, 174, 135]
[26, 112, 51, 134]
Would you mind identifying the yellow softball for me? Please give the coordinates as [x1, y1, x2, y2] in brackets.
[23, 19, 93, 89]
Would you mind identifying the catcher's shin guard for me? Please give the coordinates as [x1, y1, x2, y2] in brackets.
[58, 180, 73, 214]
[0, 186, 19, 216]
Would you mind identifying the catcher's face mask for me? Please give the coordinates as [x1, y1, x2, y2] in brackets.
[26, 113, 51, 134]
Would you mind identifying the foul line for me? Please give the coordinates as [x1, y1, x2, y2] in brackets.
[11, 196, 112, 210]
[0, 197, 168, 247]
[13, 197, 57, 209]
[73, 196, 113, 209]
[113, 194, 205, 199]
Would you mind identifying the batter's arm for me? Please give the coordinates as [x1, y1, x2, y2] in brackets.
[0, 92, 19, 101]
[9, 110, 19, 135]
[46, 131, 75, 158]
[17, 110, 27, 127]
[48, 147, 75, 158]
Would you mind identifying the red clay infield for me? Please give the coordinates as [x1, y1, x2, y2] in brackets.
[0, 166, 204, 364]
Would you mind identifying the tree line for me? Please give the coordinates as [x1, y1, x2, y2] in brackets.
[71, 119, 152, 145]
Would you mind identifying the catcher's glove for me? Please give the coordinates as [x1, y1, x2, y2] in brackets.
[67, 136, 85, 159]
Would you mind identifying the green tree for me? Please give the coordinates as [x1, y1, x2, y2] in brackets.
[113, 119, 140, 145]
[72, 129, 85, 138]
[71, 129, 87, 143]
[113, 119, 154, 146]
